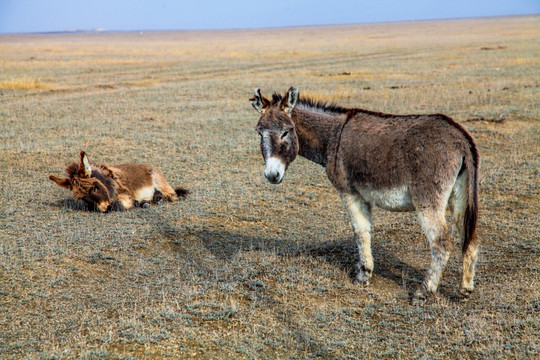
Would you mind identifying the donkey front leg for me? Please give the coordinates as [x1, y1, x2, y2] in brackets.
[341, 194, 373, 285]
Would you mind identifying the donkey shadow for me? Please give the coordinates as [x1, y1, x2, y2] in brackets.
[162, 226, 461, 303]
[48, 198, 91, 211]
[304, 238, 462, 302]
[47, 197, 163, 212]
[47, 198, 116, 212]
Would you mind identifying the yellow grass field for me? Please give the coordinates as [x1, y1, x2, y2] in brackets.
[0, 15, 538, 359]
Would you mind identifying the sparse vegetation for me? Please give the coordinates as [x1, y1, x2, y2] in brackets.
[0, 16, 538, 359]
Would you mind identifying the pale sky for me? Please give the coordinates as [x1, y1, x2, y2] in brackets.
[0, 0, 538, 34]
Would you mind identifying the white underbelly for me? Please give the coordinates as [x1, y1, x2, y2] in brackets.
[357, 185, 414, 211]
[134, 186, 155, 202]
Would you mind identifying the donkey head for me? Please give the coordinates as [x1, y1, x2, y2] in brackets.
[49, 151, 111, 212]
[250, 87, 300, 184]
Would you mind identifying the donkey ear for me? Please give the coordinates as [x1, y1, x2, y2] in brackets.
[80, 151, 92, 177]
[281, 87, 299, 115]
[249, 88, 270, 113]
[49, 175, 72, 189]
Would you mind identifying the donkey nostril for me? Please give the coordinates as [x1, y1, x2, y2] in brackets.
[265, 170, 281, 183]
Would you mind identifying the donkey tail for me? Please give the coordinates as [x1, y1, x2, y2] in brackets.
[462, 144, 479, 255]
[175, 187, 190, 198]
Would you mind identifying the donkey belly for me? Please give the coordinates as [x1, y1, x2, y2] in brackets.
[356, 185, 414, 212]
[134, 186, 156, 202]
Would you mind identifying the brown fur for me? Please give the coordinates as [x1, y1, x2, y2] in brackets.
[50, 151, 188, 212]
[250, 87, 480, 299]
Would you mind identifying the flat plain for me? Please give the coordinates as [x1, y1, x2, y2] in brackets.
[0, 15, 538, 359]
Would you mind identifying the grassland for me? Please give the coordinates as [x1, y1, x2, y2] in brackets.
[0, 15, 538, 359]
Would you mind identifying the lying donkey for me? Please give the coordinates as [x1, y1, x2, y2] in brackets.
[50, 151, 188, 212]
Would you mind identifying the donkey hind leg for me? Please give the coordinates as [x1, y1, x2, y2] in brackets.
[449, 173, 478, 296]
[151, 171, 178, 202]
[415, 209, 452, 299]
[341, 194, 373, 285]
[461, 239, 479, 296]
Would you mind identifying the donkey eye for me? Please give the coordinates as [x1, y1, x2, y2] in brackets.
[281, 130, 289, 140]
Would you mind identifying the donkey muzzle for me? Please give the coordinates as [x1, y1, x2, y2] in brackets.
[264, 157, 285, 184]
[97, 200, 111, 213]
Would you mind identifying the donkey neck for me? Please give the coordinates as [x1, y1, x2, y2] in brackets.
[291, 107, 345, 167]
[92, 166, 118, 200]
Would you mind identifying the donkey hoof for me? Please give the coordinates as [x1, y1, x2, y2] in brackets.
[353, 276, 370, 286]
[413, 285, 430, 301]
[353, 264, 372, 286]
[142, 202, 150, 209]
[459, 287, 473, 298]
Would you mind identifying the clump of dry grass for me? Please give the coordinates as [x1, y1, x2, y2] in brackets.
[0, 77, 57, 90]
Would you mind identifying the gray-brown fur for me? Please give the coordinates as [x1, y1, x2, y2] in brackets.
[50, 151, 188, 212]
[250, 87, 479, 299]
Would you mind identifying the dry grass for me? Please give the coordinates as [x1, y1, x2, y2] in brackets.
[0, 77, 57, 90]
[0, 16, 539, 359]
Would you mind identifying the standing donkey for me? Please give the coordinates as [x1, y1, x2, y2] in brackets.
[250, 87, 479, 299]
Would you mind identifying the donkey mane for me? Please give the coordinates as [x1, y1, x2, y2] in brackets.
[272, 91, 414, 119]
[272, 92, 349, 115]
[65, 163, 79, 178]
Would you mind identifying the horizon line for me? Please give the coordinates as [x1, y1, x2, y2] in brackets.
[0, 13, 537, 36]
